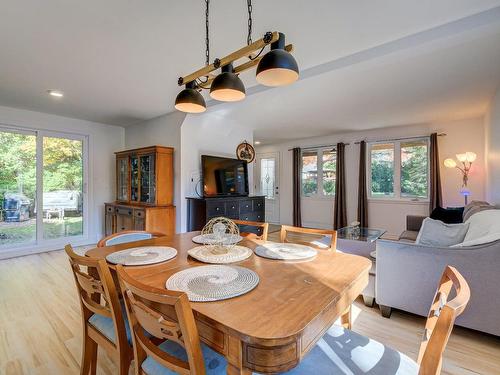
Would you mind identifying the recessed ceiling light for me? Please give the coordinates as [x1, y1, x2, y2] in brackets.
[254, 141, 261, 145]
[47, 90, 64, 98]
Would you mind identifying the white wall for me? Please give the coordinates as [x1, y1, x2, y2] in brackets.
[0, 105, 124, 255]
[124, 109, 254, 233]
[256, 117, 486, 237]
[485, 87, 500, 204]
[125, 111, 185, 232]
[180, 113, 253, 232]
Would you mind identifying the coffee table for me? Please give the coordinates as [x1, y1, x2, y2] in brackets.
[336, 227, 386, 307]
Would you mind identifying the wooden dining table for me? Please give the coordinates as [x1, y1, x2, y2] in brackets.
[87, 231, 371, 374]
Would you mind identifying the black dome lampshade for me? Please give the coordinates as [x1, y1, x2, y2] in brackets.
[175, 81, 206, 113]
[210, 63, 246, 102]
[256, 32, 299, 87]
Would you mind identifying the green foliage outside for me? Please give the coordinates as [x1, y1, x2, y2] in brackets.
[401, 144, 428, 197]
[371, 149, 394, 196]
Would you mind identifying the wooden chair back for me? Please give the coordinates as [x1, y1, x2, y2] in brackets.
[97, 230, 165, 247]
[116, 265, 206, 375]
[232, 219, 269, 240]
[65, 244, 129, 351]
[280, 225, 337, 250]
[417, 266, 471, 375]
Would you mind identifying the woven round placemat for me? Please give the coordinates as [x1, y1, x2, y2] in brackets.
[188, 245, 252, 264]
[192, 234, 243, 245]
[106, 246, 177, 266]
[254, 242, 318, 260]
[166, 265, 259, 302]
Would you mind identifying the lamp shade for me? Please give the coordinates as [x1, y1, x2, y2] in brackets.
[465, 152, 477, 162]
[456, 153, 467, 163]
[175, 87, 206, 113]
[210, 64, 246, 102]
[256, 49, 299, 87]
[444, 158, 457, 168]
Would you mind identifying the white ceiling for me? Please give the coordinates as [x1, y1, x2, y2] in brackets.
[1, 0, 500, 134]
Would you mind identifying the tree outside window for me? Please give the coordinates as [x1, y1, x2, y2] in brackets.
[301, 148, 336, 198]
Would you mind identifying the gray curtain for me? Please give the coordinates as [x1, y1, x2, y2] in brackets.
[429, 133, 442, 213]
[357, 141, 368, 227]
[292, 147, 302, 227]
[334, 143, 347, 229]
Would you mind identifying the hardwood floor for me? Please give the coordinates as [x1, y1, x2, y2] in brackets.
[0, 242, 499, 374]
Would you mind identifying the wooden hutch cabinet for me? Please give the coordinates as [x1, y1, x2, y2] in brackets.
[105, 146, 175, 236]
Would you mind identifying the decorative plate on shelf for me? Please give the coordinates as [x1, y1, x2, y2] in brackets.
[188, 245, 252, 264]
[254, 242, 318, 260]
[166, 265, 259, 302]
[236, 141, 255, 163]
[106, 246, 177, 266]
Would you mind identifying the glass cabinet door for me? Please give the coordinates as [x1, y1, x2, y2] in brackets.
[139, 153, 156, 204]
[130, 155, 139, 202]
[117, 157, 129, 201]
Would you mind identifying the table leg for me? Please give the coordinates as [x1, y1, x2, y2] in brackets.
[341, 305, 352, 330]
[226, 335, 251, 375]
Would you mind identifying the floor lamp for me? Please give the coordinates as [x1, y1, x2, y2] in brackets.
[444, 152, 476, 205]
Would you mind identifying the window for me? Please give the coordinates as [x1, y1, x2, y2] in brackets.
[259, 157, 275, 199]
[368, 138, 429, 200]
[0, 126, 88, 250]
[301, 148, 336, 197]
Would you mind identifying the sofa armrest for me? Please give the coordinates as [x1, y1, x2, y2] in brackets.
[375, 239, 500, 336]
[406, 215, 426, 232]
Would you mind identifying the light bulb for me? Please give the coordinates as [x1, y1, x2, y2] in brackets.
[465, 152, 477, 163]
[456, 153, 467, 163]
[444, 158, 457, 168]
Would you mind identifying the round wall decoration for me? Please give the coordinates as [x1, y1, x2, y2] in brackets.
[236, 141, 255, 163]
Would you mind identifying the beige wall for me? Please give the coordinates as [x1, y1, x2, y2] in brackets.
[486, 87, 500, 204]
[256, 117, 486, 237]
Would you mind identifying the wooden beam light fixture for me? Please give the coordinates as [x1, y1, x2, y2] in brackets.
[174, 1, 298, 113]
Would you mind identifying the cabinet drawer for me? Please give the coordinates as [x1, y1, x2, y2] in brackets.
[133, 209, 145, 218]
[226, 201, 239, 218]
[254, 199, 264, 211]
[116, 206, 133, 216]
[240, 212, 260, 222]
[240, 200, 253, 214]
[207, 201, 226, 217]
[105, 205, 115, 213]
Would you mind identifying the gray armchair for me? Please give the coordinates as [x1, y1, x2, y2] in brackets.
[398, 215, 426, 242]
[376, 238, 500, 336]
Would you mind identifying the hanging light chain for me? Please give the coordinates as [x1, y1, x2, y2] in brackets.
[205, 0, 210, 66]
[247, 0, 253, 45]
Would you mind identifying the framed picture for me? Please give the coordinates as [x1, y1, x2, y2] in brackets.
[236, 141, 255, 163]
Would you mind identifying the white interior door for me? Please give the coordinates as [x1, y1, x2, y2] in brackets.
[255, 152, 280, 224]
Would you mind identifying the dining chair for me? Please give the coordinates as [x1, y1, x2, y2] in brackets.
[65, 244, 133, 375]
[280, 225, 337, 251]
[283, 265, 470, 375]
[232, 219, 269, 240]
[97, 230, 165, 247]
[116, 265, 228, 375]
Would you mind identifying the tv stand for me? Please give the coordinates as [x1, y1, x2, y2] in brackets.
[186, 196, 265, 233]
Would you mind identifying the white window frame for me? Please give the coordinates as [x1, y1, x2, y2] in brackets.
[367, 137, 430, 202]
[0, 124, 90, 258]
[301, 147, 336, 199]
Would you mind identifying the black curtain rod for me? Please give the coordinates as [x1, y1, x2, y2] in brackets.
[288, 142, 350, 152]
[353, 133, 446, 144]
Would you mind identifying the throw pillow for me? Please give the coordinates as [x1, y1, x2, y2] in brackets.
[430, 207, 463, 224]
[453, 209, 500, 247]
[415, 218, 469, 247]
[462, 201, 493, 222]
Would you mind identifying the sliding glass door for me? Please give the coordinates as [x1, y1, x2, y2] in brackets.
[0, 127, 87, 251]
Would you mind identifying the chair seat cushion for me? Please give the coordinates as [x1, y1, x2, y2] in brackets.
[141, 340, 227, 375]
[282, 325, 419, 375]
[88, 302, 132, 344]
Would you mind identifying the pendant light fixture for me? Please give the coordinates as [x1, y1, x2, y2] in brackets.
[174, 81, 206, 113]
[256, 32, 299, 86]
[210, 63, 246, 102]
[175, 0, 298, 113]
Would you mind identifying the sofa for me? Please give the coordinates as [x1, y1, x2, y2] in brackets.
[376, 206, 500, 336]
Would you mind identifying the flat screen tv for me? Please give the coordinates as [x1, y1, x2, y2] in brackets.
[202, 155, 249, 197]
